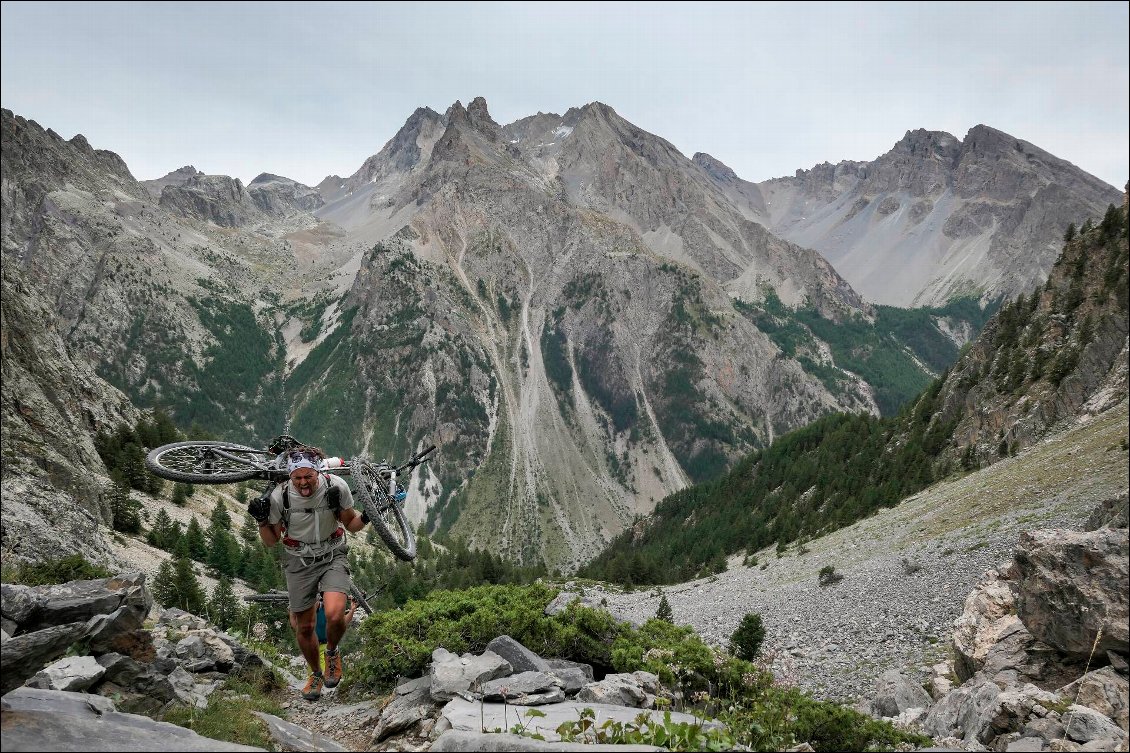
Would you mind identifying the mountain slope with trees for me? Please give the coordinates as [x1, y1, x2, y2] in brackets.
[581, 200, 1128, 584]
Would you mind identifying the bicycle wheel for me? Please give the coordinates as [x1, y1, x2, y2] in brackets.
[242, 592, 290, 606]
[349, 584, 374, 616]
[352, 457, 416, 561]
[146, 441, 264, 484]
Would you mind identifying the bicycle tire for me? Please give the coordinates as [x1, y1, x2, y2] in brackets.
[243, 592, 290, 605]
[351, 457, 416, 561]
[349, 584, 374, 616]
[146, 440, 264, 484]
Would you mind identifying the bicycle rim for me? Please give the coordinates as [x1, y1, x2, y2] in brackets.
[351, 458, 417, 561]
[145, 441, 263, 483]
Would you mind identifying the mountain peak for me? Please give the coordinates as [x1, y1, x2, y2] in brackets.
[444, 100, 468, 124]
[693, 152, 739, 183]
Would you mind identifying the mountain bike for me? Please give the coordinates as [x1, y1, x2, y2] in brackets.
[242, 587, 378, 617]
[145, 434, 434, 561]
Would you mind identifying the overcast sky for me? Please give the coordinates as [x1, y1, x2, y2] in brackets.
[2, 1, 1127, 189]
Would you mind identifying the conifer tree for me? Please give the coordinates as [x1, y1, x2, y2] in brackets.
[185, 517, 208, 561]
[655, 594, 674, 623]
[147, 508, 173, 549]
[152, 559, 177, 607]
[729, 612, 766, 660]
[107, 477, 141, 534]
[171, 483, 189, 507]
[171, 554, 207, 614]
[238, 515, 259, 548]
[208, 576, 242, 631]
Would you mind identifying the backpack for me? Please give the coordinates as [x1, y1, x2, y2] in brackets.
[280, 473, 342, 529]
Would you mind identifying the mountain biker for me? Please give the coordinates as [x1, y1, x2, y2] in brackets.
[247, 445, 369, 701]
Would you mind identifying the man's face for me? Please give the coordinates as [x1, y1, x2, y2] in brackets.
[290, 468, 319, 498]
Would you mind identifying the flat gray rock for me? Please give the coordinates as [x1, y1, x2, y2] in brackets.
[430, 729, 663, 751]
[252, 711, 348, 751]
[440, 698, 722, 742]
[430, 648, 512, 702]
[0, 686, 263, 751]
[26, 654, 106, 692]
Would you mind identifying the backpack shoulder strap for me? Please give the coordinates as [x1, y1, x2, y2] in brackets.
[281, 484, 290, 527]
[326, 474, 341, 513]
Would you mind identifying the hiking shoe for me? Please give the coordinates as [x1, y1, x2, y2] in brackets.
[302, 673, 324, 701]
[324, 651, 343, 688]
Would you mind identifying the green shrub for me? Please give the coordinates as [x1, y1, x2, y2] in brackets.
[818, 565, 843, 586]
[729, 613, 766, 660]
[1, 554, 113, 586]
[354, 584, 625, 690]
[611, 618, 740, 692]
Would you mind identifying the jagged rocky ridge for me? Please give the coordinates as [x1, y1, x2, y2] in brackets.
[696, 127, 1123, 307]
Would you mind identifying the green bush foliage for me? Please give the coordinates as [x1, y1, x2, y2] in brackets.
[729, 613, 766, 660]
[0, 554, 112, 586]
[354, 584, 624, 689]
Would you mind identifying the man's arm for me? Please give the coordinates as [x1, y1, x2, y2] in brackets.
[335, 477, 365, 533]
[258, 521, 283, 547]
[339, 507, 365, 533]
[249, 487, 280, 545]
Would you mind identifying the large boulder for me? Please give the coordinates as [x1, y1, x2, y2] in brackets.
[252, 712, 348, 751]
[484, 635, 551, 673]
[0, 620, 88, 694]
[1085, 491, 1129, 531]
[174, 631, 237, 673]
[4, 573, 152, 635]
[869, 669, 932, 719]
[0, 686, 263, 751]
[481, 672, 566, 705]
[1060, 666, 1129, 733]
[430, 730, 664, 751]
[576, 672, 659, 709]
[952, 569, 1023, 682]
[1014, 528, 1130, 657]
[430, 648, 513, 702]
[439, 697, 721, 743]
[922, 673, 1064, 746]
[373, 681, 439, 742]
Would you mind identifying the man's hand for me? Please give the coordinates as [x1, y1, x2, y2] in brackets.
[248, 494, 271, 524]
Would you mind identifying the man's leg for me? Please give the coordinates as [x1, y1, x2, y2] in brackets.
[290, 605, 321, 674]
[322, 590, 349, 652]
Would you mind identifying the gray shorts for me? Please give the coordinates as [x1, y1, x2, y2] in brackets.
[283, 545, 352, 613]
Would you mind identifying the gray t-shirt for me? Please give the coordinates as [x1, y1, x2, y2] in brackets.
[268, 474, 354, 544]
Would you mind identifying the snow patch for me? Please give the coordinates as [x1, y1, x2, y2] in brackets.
[553, 125, 574, 139]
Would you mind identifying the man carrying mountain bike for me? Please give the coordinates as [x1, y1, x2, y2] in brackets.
[247, 445, 372, 701]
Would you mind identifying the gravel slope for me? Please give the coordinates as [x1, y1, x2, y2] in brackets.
[591, 401, 1129, 703]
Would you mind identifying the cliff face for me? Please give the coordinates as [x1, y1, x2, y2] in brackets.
[699, 126, 1123, 307]
[932, 203, 1129, 470]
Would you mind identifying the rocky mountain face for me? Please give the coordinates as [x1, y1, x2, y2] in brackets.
[2, 100, 1121, 570]
[696, 126, 1124, 307]
[932, 200, 1129, 470]
[288, 97, 886, 569]
[581, 202, 1128, 582]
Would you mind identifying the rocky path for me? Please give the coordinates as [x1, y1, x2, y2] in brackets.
[592, 405, 1129, 703]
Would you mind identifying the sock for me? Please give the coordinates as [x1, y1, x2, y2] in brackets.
[326, 647, 338, 656]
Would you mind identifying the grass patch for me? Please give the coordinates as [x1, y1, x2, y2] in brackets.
[162, 665, 286, 748]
